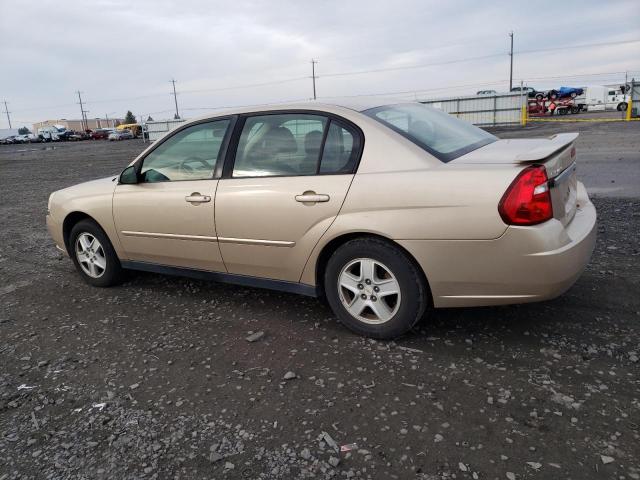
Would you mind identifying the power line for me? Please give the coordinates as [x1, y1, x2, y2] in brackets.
[3, 100, 11, 128]
[320, 38, 640, 79]
[516, 38, 640, 55]
[322, 53, 506, 78]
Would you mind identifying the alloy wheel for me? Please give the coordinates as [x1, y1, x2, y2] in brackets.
[75, 233, 106, 278]
[337, 258, 401, 324]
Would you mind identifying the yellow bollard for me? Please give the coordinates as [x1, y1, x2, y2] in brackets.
[626, 99, 633, 121]
[521, 105, 527, 126]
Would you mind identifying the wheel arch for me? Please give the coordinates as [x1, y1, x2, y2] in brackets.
[314, 232, 432, 304]
[62, 211, 106, 254]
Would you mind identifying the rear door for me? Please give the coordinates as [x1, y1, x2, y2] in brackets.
[214, 112, 363, 282]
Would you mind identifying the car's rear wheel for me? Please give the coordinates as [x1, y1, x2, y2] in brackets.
[324, 238, 428, 339]
[69, 219, 123, 287]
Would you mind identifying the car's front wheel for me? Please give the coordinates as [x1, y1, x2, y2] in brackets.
[324, 238, 429, 339]
[69, 219, 123, 287]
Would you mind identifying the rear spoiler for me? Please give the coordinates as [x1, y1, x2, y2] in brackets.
[515, 133, 579, 162]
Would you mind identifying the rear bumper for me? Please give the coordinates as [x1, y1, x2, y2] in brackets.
[399, 182, 597, 308]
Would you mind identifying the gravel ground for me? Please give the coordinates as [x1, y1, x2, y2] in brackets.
[1, 130, 639, 479]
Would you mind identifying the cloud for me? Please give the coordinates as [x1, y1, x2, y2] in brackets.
[0, 0, 638, 127]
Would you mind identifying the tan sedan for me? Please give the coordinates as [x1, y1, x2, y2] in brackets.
[47, 100, 596, 338]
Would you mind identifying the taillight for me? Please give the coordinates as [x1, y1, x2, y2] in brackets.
[498, 165, 553, 225]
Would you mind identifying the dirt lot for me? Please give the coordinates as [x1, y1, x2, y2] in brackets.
[1, 121, 639, 479]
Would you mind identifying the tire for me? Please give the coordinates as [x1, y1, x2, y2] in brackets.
[617, 102, 627, 112]
[69, 219, 123, 287]
[570, 92, 577, 98]
[324, 237, 429, 339]
[548, 90, 558, 100]
[535, 93, 544, 101]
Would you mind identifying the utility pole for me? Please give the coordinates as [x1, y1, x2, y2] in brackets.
[170, 79, 180, 119]
[105, 113, 110, 128]
[76, 91, 88, 131]
[509, 31, 514, 91]
[311, 59, 318, 100]
[2, 100, 11, 129]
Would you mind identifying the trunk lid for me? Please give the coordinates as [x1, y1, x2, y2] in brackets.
[453, 133, 579, 226]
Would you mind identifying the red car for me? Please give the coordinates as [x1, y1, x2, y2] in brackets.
[90, 129, 112, 140]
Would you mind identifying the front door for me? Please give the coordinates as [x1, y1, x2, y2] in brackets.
[113, 118, 232, 271]
[215, 112, 362, 282]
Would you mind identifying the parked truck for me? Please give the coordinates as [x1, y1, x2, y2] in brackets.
[575, 85, 629, 112]
[37, 126, 61, 142]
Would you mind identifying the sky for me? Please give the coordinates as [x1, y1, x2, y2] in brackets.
[1, 0, 639, 129]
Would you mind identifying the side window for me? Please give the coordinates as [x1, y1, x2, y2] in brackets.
[140, 119, 230, 183]
[233, 114, 327, 177]
[320, 121, 356, 174]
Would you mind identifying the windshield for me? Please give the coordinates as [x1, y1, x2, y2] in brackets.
[364, 103, 497, 162]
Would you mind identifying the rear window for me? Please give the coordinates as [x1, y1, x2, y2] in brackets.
[365, 103, 497, 162]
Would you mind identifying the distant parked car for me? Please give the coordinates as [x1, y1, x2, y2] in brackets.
[91, 129, 112, 140]
[68, 131, 90, 141]
[108, 131, 124, 141]
[120, 129, 134, 140]
[557, 87, 584, 99]
[510, 86, 557, 101]
[476, 90, 497, 95]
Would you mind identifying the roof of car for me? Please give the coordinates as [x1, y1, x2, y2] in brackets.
[187, 96, 415, 122]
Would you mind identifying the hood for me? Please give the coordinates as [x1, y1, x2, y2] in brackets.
[452, 133, 578, 165]
[54, 176, 118, 201]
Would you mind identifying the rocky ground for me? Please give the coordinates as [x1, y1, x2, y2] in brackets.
[0, 129, 639, 479]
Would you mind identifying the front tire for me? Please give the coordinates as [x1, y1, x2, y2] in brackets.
[69, 219, 123, 287]
[324, 238, 428, 339]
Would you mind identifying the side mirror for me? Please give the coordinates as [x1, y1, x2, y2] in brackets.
[119, 165, 139, 184]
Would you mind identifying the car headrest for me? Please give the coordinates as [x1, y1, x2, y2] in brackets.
[304, 130, 323, 155]
[263, 127, 297, 155]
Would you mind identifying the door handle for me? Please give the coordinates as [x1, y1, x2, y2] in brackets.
[185, 192, 211, 204]
[295, 192, 330, 203]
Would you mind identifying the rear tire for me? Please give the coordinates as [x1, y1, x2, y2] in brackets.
[324, 237, 428, 339]
[69, 219, 123, 287]
[617, 102, 627, 112]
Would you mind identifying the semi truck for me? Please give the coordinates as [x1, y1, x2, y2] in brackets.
[575, 85, 629, 112]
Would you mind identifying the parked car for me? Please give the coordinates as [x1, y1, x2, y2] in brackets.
[108, 131, 124, 141]
[119, 129, 134, 140]
[68, 131, 90, 141]
[476, 90, 497, 95]
[557, 87, 584, 99]
[46, 100, 596, 339]
[91, 129, 112, 140]
[1, 135, 17, 144]
[510, 86, 557, 101]
[15, 133, 40, 143]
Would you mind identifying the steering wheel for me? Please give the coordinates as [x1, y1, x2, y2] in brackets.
[178, 156, 211, 176]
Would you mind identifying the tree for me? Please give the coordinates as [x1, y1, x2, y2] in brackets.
[18, 127, 31, 135]
[147, 115, 154, 122]
[124, 110, 136, 124]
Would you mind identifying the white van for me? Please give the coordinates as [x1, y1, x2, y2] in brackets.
[38, 126, 61, 142]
